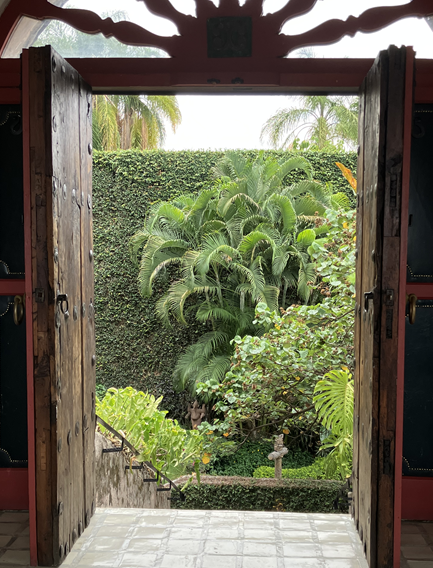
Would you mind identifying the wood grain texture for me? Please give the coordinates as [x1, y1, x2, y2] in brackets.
[353, 46, 413, 568]
[352, 72, 365, 533]
[79, 76, 96, 530]
[28, 46, 95, 566]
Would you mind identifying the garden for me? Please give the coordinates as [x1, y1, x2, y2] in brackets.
[93, 146, 358, 514]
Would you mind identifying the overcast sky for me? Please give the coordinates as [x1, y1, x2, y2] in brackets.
[62, 0, 433, 150]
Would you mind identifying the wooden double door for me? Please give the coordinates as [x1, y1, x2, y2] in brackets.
[354, 45, 433, 568]
[24, 46, 96, 566]
[5, 43, 430, 567]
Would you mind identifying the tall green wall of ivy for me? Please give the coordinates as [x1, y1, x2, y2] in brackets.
[92, 150, 357, 418]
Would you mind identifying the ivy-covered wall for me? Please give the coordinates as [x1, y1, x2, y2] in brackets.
[92, 150, 357, 418]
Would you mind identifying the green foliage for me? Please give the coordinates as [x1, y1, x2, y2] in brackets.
[253, 458, 340, 480]
[131, 151, 350, 395]
[92, 150, 356, 418]
[261, 96, 358, 151]
[313, 369, 354, 479]
[96, 387, 203, 479]
[95, 383, 107, 400]
[173, 478, 347, 513]
[93, 94, 181, 151]
[197, 208, 356, 444]
[206, 441, 313, 477]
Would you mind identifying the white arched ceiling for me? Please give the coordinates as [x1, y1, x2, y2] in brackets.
[2, 0, 67, 58]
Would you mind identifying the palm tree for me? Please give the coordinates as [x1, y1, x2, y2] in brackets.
[92, 94, 181, 151]
[130, 152, 350, 395]
[33, 10, 181, 151]
[260, 96, 359, 151]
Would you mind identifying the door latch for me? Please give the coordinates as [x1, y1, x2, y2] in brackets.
[56, 293, 69, 319]
[406, 294, 417, 325]
[13, 295, 25, 325]
[364, 291, 374, 311]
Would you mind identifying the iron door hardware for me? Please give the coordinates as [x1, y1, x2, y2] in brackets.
[406, 294, 417, 325]
[13, 294, 25, 325]
[364, 290, 375, 312]
[56, 293, 69, 319]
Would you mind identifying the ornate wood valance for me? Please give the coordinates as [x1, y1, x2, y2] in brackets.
[1, 0, 433, 60]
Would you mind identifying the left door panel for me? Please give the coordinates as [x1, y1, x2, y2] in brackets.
[26, 46, 95, 567]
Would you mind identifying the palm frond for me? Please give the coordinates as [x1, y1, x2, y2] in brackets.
[297, 262, 316, 303]
[330, 192, 351, 211]
[267, 194, 297, 233]
[293, 196, 326, 217]
[195, 233, 240, 275]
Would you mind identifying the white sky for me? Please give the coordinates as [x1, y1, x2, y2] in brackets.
[61, 0, 433, 150]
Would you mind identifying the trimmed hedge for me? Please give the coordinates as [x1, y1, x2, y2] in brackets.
[92, 150, 357, 418]
[172, 477, 346, 513]
[253, 459, 340, 480]
[207, 441, 314, 477]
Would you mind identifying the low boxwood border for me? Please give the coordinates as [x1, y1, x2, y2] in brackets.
[172, 476, 347, 513]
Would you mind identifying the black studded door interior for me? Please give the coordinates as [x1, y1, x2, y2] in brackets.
[0, 104, 27, 472]
[403, 105, 433, 483]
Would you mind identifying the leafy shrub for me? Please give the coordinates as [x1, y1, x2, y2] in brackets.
[206, 441, 313, 477]
[253, 458, 340, 480]
[173, 477, 347, 513]
[197, 208, 356, 446]
[95, 383, 107, 400]
[92, 150, 356, 416]
[130, 151, 350, 396]
[96, 387, 203, 479]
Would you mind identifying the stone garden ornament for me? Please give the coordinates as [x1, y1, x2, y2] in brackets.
[186, 401, 206, 429]
[268, 434, 288, 480]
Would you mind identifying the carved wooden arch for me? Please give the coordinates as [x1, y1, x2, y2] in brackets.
[1, 0, 433, 61]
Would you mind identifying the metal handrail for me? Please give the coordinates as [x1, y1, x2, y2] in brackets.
[96, 415, 185, 502]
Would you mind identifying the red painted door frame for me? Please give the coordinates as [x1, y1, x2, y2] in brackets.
[397, 70, 433, 530]
[21, 49, 37, 567]
[0, 51, 429, 566]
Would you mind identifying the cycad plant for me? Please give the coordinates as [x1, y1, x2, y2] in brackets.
[313, 368, 354, 479]
[130, 152, 349, 395]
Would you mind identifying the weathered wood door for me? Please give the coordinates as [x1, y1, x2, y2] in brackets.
[353, 45, 414, 568]
[26, 46, 95, 566]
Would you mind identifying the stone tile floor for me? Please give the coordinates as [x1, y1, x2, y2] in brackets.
[1, 508, 370, 567]
[0, 510, 30, 566]
[3, 508, 433, 567]
[401, 521, 433, 568]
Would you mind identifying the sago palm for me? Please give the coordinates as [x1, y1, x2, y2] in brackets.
[131, 152, 349, 394]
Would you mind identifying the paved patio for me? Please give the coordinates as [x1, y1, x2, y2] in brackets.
[3, 508, 433, 567]
[0, 508, 371, 567]
[62, 508, 368, 568]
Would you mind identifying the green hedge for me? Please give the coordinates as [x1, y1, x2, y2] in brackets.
[253, 459, 340, 480]
[173, 477, 346, 513]
[92, 150, 357, 418]
[207, 441, 314, 477]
